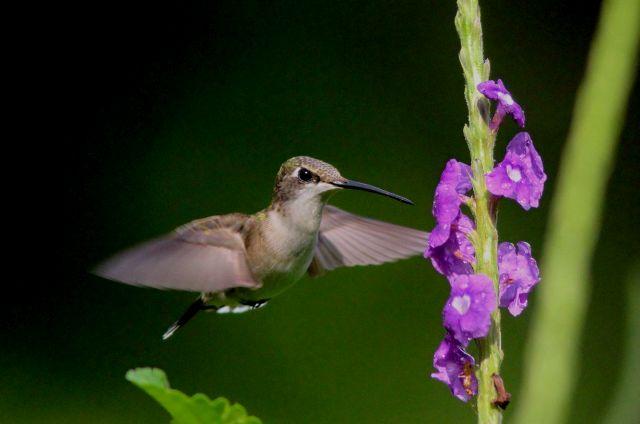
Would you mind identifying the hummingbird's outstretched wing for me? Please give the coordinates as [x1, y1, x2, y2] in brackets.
[308, 205, 428, 276]
[94, 214, 260, 292]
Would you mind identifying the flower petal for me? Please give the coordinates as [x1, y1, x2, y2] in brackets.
[425, 213, 475, 278]
[443, 274, 497, 344]
[431, 334, 478, 402]
[478, 79, 526, 129]
[486, 132, 546, 210]
[497, 241, 541, 316]
[430, 159, 473, 248]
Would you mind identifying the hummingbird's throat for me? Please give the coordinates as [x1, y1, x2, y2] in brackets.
[271, 182, 335, 231]
[279, 192, 326, 234]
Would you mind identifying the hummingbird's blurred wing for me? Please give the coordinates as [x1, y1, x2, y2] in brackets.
[94, 214, 259, 292]
[308, 205, 429, 276]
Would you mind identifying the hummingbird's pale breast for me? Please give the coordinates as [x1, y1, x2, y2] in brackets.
[240, 184, 331, 301]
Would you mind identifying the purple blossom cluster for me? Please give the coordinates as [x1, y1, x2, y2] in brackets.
[425, 79, 545, 401]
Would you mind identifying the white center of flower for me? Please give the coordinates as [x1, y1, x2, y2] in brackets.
[507, 165, 522, 182]
[451, 295, 471, 315]
[498, 92, 515, 106]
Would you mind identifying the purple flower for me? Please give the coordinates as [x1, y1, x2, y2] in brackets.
[425, 213, 475, 277]
[498, 241, 541, 316]
[429, 159, 473, 248]
[477, 79, 525, 130]
[443, 274, 497, 344]
[486, 132, 546, 210]
[431, 334, 478, 402]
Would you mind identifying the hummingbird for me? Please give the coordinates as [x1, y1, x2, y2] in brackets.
[95, 156, 428, 339]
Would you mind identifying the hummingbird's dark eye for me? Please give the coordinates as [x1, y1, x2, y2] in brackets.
[298, 168, 313, 182]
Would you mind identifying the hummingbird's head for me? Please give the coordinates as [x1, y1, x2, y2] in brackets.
[272, 156, 413, 205]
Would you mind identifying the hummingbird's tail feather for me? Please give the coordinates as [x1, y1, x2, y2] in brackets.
[162, 298, 215, 340]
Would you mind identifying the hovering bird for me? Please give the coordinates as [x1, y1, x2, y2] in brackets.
[95, 156, 428, 339]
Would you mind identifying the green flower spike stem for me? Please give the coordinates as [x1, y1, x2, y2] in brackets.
[454, 0, 502, 423]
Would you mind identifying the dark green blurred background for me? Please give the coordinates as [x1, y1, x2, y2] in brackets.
[5, 0, 638, 422]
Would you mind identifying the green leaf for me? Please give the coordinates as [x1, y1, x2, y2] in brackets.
[126, 368, 262, 424]
[514, 0, 640, 423]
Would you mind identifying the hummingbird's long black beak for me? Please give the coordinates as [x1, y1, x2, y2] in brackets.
[331, 179, 414, 205]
